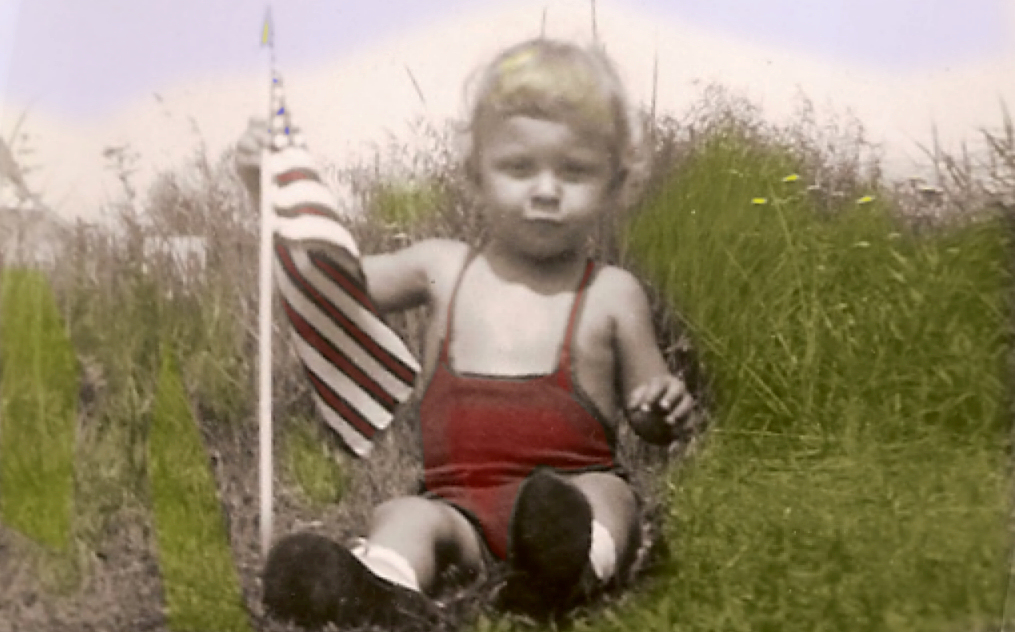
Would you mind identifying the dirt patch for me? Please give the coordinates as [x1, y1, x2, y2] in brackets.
[0, 388, 689, 632]
[0, 507, 166, 632]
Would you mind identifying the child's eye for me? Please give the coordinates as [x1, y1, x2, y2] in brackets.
[498, 159, 534, 177]
[561, 162, 597, 180]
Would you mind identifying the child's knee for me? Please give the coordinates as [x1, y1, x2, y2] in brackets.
[371, 496, 462, 542]
[571, 472, 639, 528]
[569, 472, 641, 579]
[372, 496, 438, 529]
[369, 496, 484, 577]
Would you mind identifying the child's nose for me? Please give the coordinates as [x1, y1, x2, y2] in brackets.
[531, 170, 561, 204]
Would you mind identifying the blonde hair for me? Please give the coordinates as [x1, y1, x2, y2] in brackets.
[463, 39, 648, 201]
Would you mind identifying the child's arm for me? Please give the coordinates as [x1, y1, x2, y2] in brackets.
[361, 239, 460, 314]
[235, 116, 452, 315]
[605, 268, 696, 445]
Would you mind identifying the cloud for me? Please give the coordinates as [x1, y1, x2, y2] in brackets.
[3, 0, 1013, 222]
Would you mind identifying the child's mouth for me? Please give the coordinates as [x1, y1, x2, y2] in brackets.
[525, 215, 564, 227]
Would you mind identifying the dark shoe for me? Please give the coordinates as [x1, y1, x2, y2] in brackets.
[499, 468, 594, 618]
[262, 532, 445, 630]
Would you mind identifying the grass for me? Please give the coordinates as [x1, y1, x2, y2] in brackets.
[0, 87, 1011, 631]
[148, 347, 251, 632]
[610, 129, 1010, 632]
[659, 436, 1007, 632]
[555, 435, 1008, 632]
[283, 414, 347, 507]
[628, 130, 1010, 444]
[0, 268, 77, 555]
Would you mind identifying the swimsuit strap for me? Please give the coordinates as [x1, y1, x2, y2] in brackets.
[554, 259, 597, 390]
[440, 253, 597, 376]
[439, 248, 479, 364]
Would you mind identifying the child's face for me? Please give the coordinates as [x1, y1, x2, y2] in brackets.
[475, 115, 618, 261]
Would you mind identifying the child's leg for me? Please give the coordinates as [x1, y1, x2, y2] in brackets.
[500, 469, 639, 617]
[262, 496, 485, 630]
[569, 471, 640, 585]
[359, 495, 487, 594]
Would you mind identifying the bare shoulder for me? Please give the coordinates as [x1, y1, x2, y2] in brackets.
[362, 238, 470, 313]
[408, 238, 471, 286]
[588, 264, 652, 319]
[421, 237, 470, 261]
[590, 264, 644, 292]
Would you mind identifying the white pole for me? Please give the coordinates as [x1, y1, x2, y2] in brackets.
[258, 5, 277, 560]
[258, 143, 274, 558]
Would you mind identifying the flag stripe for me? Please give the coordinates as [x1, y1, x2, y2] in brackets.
[273, 181, 340, 215]
[303, 271, 419, 385]
[308, 251, 374, 312]
[274, 260, 412, 400]
[293, 331, 389, 431]
[274, 216, 361, 257]
[275, 246, 379, 368]
[304, 368, 378, 439]
[276, 205, 336, 220]
[281, 298, 398, 412]
[278, 245, 418, 385]
[275, 168, 320, 186]
[314, 397, 375, 456]
[292, 248, 420, 375]
[268, 147, 318, 175]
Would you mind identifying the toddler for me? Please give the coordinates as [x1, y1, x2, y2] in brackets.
[235, 38, 696, 630]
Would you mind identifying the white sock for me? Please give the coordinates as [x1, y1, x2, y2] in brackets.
[589, 520, 617, 582]
[350, 539, 420, 592]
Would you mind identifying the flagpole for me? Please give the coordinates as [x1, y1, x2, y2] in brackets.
[258, 6, 275, 558]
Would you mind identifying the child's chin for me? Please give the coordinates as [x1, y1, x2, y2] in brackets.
[525, 242, 582, 263]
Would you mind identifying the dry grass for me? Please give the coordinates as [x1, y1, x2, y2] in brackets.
[0, 86, 1011, 631]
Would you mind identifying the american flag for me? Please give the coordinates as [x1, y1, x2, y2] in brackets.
[265, 73, 420, 457]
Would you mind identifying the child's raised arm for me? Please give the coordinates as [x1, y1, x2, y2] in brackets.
[604, 268, 696, 444]
[361, 239, 462, 314]
[235, 116, 457, 316]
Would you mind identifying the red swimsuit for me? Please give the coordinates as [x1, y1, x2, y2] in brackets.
[418, 256, 617, 560]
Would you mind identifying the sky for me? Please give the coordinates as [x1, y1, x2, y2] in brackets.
[1, 0, 1013, 220]
[0, 0, 497, 120]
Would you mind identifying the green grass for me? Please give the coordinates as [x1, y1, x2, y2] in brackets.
[629, 131, 1009, 440]
[148, 347, 251, 632]
[0, 268, 78, 553]
[598, 132, 1010, 632]
[555, 435, 1008, 632]
[371, 179, 446, 228]
[4, 91, 1011, 632]
[658, 436, 1007, 632]
[283, 414, 347, 507]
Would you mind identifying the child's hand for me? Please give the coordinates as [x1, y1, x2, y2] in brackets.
[626, 375, 696, 445]
[234, 116, 270, 199]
